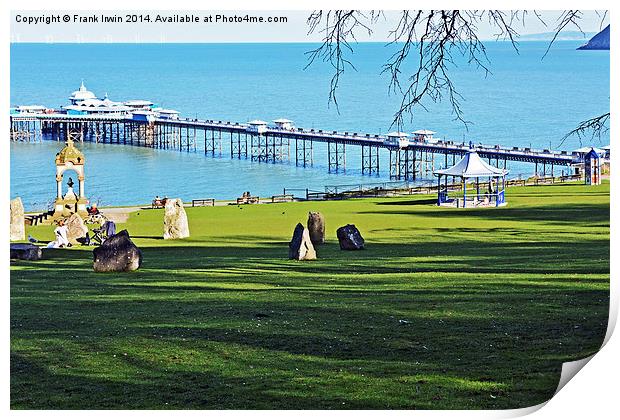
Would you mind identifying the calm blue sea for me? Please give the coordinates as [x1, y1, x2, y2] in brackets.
[10, 42, 609, 210]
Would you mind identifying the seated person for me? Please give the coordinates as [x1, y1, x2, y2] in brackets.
[153, 195, 165, 207]
[87, 203, 100, 215]
[47, 219, 70, 248]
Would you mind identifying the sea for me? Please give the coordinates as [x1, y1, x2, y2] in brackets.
[10, 42, 610, 211]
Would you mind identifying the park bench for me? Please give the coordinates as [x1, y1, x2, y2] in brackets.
[507, 179, 526, 187]
[535, 176, 556, 185]
[192, 198, 215, 207]
[306, 192, 327, 200]
[271, 194, 294, 203]
[236, 195, 260, 205]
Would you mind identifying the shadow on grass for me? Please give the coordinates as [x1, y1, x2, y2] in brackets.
[10, 193, 610, 409]
[11, 264, 604, 410]
[359, 203, 610, 225]
[12, 236, 610, 277]
[376, 198, 438, 206]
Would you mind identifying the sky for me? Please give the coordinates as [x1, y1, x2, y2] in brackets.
[9, 10, 610, 43]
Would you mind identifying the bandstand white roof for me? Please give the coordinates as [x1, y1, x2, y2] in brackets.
[273, 118, 293, 123]
[434, 152, 509, 178]
[248, 120, 268, 125]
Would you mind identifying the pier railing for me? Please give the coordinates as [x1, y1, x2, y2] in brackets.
[11, 111, 582, 183]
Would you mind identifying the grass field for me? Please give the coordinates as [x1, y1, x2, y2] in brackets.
[11, 182, 610, 409]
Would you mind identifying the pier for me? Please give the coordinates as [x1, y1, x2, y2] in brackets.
[10, 112, 583, 180]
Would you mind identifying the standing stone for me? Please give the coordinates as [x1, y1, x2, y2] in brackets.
[307, 212, 325, 245]
[10, 197, 25, 241]
[163, 198, 190, 239]
[289, 223, 317, 260]
[65, 213, 89, 244]
[336, 224, 365, 250]
[10, 243, 42, 261]
[93, 230, 142, 272]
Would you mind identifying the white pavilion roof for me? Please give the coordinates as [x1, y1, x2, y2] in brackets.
[124, 100, 154, 106]
[69, 81, 97, 101]
[248, 120, 268, 125]
[573, 146, 606, 155]
[273, 118, 293, 123]
[413, 129, 436, 135]
[434, 152, 509, 178]
[65, 104, 132, 113]
[386, 131, 409, 137]
[17, 105, 46, 111]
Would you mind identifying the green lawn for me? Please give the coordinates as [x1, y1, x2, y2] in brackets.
[11, 182, 610, 409]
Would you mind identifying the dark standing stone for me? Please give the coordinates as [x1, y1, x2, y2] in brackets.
[288, 223, 317, 260]
[336, 224, 365, 250]
[307, 212, 325, 246]
[93, 230, 142, 272]
[10, 243, 43, 261]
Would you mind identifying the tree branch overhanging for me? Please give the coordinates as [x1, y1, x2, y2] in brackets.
[305, 10, 609, 141]
[561, 113, 610, 145]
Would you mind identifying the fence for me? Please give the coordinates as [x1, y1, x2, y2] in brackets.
[284, 173, 584, 202]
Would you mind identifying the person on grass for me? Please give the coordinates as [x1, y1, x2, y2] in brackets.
[47, 219, 70, 248]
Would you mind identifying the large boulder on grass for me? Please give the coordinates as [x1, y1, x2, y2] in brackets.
[10, 197, 25, 241]
[65, 213, 88, 244]
[163, 198, 190, 239]
[307, 211, 325, 245]
[289, 223, 317, 260]
[336, 224, 365, 250]
[93, 230, 142, 272]
[10, 243, 42, 261]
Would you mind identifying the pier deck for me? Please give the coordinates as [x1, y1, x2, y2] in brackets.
[10, 112, 579, 179]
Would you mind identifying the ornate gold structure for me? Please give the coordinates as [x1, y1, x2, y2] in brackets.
[53, 132, 88, 219]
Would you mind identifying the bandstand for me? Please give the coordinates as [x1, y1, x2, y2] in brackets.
[434, 152, 508, 208]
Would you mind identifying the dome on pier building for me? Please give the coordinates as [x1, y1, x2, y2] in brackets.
[69, 80, 97, 104]
[55, 137, 85, 166]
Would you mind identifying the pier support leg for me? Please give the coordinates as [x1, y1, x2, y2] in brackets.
[295, 138, 313, 167]
[328, 141, 345, 173]
[250, 133, 267, 161]
[362, 145, 380, 175]
[389, 148, 400, 179]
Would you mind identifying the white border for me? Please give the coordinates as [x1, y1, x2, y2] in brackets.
[3, 1, 616, 419]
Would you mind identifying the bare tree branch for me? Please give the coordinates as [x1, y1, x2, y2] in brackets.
[560, 113, 610, 146]
[305, 10, 380, 110]
[305, 9, 609, 142]
[542, 10, 582, 59]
